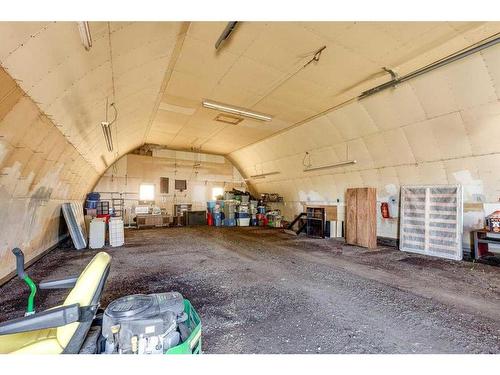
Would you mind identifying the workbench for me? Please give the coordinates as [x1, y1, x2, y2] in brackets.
[136, 214, 170, 229]
[471, 229, 500, 263]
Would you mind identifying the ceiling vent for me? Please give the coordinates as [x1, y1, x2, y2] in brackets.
[214, 113, 244, 125]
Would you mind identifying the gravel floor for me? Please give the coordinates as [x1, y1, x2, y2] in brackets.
[1, 226, 499, 353]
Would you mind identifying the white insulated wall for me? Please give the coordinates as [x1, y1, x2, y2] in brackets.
[0, 68, 99, 283]
[230, 43, 500, 241]
[93, 152, 246, 215]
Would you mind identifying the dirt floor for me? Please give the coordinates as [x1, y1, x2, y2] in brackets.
[1, 227, 499, 354]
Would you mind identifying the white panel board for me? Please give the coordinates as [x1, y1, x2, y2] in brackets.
[400, 184, 463, 260]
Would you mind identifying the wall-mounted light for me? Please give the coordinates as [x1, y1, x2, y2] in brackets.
[77, 22, 92, 51]
[304, 160, 357, 172]
[202, 100, 272, 122]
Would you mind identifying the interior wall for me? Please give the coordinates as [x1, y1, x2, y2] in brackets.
[0, 68, 99, 282]
[93, 150, 246, 218]
[230, 43, 500, 246]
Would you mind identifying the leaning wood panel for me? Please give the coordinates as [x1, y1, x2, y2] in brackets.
[365, 188, 377, 249]
[346, 187, 377, 249]
[356, 188, 368, 246]
[345, 188, 358, 245]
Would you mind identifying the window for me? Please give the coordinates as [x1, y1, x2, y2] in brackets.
[160, 177, 169, 194]
[175, 179, 187, 191]
[212, 187, 224, 200]
[139, 183, 155, 201]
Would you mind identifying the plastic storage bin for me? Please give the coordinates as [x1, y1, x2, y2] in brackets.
[224, 218, 236, 226]
[165, 299, 202, 354]
[86, 200, 99, 209]
[237, 218, 250, 226]
[213, 213, 222, 227]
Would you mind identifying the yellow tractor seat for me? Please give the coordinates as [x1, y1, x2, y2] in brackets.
[0, 251, 111, 354]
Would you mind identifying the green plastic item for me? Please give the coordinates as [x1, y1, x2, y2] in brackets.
[23, 275, 37, 315]
[165, 299, 202, 354]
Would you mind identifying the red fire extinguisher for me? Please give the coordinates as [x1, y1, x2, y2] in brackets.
[381, 202, 390, 219]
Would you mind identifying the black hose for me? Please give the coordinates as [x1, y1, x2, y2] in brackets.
[12, 248, 26, 279]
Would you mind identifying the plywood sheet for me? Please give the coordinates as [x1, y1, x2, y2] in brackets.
[345, 188, 357, 245]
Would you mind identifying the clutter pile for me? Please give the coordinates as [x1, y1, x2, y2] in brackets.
[206, 189, 284, 228]
[63, 192, 125, 250]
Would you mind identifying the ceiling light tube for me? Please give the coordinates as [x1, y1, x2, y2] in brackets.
[304, 160, 357, 172]
[248, 171, 280, 179]
[202, 100, 272, 122]
[215, 21, 238, 50]
[77, 21, 92, 51]
[101, 121, 113, 152]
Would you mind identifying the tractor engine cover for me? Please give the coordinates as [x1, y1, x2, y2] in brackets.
[101, 292, 186, 354]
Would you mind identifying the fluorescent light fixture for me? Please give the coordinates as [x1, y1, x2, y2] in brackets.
[304, 160, 357, 172]
[248, 171, 280, 180]
[101, 121, 113, 152]
[77, 22, 92, 51]
[215, 22, 238, 50]
[202, 100, 272, 122]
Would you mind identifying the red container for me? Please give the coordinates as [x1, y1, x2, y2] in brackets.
[381, 202, 390, 218]
[207, 212, 213, 226]
[97, 214, 111, 223]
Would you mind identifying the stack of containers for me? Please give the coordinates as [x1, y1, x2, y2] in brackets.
[249, 200, 258, 226]
[206, 201, 216, 226]
[266, 210, 282, 228]
[236, 196, 250, 226]
[85, 192, 100, 217]
[109, 217, 124, 247]
[224, 200, 236, 226]
[257, 205, 267, 226]
[223, 192, 234, 201]
[213, 201, 224, 227]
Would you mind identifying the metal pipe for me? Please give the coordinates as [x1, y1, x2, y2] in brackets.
[304, 160, 357, 172]
[359, 35, 500, 99]
[248, 171, 280, 179]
